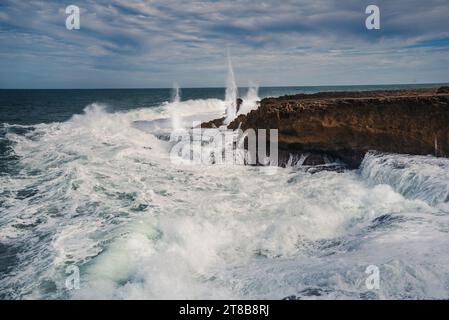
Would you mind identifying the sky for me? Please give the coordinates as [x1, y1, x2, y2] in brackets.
[0, 0, 448, 88]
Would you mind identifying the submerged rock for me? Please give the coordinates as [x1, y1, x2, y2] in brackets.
[302, 153, 326, 166]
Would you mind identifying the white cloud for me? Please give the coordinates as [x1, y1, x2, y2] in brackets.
[0, 0, 448, 88]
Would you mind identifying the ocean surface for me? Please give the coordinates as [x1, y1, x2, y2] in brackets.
[1, 84, 449, 299]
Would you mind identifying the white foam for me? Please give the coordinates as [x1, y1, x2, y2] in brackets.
[2, 105, 449, 300]
[360, 152, 449, 211]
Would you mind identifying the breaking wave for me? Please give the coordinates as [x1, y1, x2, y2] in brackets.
[360, 152, 449, 211]
[1, 97, 449, 300]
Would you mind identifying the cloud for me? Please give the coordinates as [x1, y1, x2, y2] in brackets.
[0, 0, 448, 88]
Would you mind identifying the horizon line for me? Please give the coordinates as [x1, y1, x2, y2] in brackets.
[0, 82, 447, 91]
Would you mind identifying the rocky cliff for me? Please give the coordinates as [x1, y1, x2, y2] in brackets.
[210, 87, 449, 168]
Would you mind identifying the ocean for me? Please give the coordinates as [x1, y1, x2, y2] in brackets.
[1, 84, 449, 299]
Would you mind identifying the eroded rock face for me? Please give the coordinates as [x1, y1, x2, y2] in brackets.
[224, 87, 449, 168]
[437, 86, 449, 94]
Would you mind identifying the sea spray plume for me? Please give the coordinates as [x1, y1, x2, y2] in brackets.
[172, 82, 181, 103]
[224, 55, 238, 125]
[239, 81, 259, 115]
[171, 82, 181, 130]
[246, 81, 258, 101]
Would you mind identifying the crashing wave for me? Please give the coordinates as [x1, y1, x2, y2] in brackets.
[360, 151, 449, 210]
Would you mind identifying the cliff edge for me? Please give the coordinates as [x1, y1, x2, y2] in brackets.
[218, 86, 449, 168]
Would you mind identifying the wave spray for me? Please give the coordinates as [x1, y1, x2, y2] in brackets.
[224, 55, 238, 125]
[171, 82, 181, 130]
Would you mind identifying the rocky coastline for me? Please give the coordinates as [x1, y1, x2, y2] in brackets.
[202, 86, 449, 168]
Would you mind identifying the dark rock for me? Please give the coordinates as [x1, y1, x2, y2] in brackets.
[282, 295, 299, 300]
[303, 154, 326, 166]
[223, 87, 449, 168]
[236, 98, 243, 113]
[437, 86, 449, 94]
[200, 117, 225, 128]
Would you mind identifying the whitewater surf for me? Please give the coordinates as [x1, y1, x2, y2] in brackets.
[1, 83, 449, 299]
